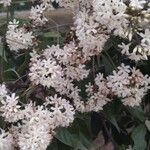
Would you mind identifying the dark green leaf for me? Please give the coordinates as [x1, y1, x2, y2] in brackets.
[74, 141, 87, 150]
[79, 132, 91, 149]
[0, 44, 7, 62]
[55, 127, 78, 148]
[145, 120, 150, 131]
[47, 139, 58, 150]
[104, 102, 121, 132]
[102, 54, 115, 75]
[131, 125, 147, 150]
[128, 107, 146, 122]
[55, 127, 91, 150]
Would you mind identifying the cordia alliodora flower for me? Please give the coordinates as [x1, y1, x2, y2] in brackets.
[6, 19, 34, 52]
[0, 0, 11, 7]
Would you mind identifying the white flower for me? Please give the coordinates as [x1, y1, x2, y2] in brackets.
[129, 0, 146, 9]
[74, 9, 109, 57]
[17, 96, 74, 150]
[7, 19, 19, 30]
[0, 93, 23, 122]
[29, 57, 63, 88]
[29, 44, 87, 112]
[0, 129, 14, 150]
[29, 4, 48, 26]
[93, 0, 129, 37]
[46, 94, 75, 127]
[85, 73, 112, 112]
[6, 19, 34, 52]
[18, 124, 53, 150]
[0, 0, 11, 7]
[139, 29, 150, 48]
[65, 64, 90, 81]
[18, 105, 54, 150]
[23, 104, 55, 130]
[73, 0, 129, 59]
[107, 64, 150, 107]
[0, 84, 7, 99]
[119, 28, 150, 61]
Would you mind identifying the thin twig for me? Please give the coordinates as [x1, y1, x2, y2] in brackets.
[92, 56, 96, 78]
[0, 6, 9, 83]
[49, 17, 60, 44]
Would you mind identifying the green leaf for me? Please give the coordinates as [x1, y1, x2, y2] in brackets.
[103, 38, 114, 51]
[75, 141, 87, 150]
[0, 44, 7, 62]
[145, 120, 150, 131]
[102, 54, 115, 75]
[0, 44, 3, 56]
[73, 115, 92, 139]
[4, 68, 21, 79]
[79, 132, 91, 149]
[109, 116, 120, 132]
[47, 138, 72, 150]
[105, 109, 120, 132]
[127, 107, 146, 122]
[55, 127, 91, 150]
[131, 125, 147, 150]
[104, 102, 121, 132]
[55, 128, 78, 148]
[47, 139, 58, 150]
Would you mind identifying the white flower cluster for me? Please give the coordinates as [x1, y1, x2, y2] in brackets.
[29, 43, 90, 111]
[85, 73, 112, 112]
[29, 0, 150, 111]
[6, 19, 34, 52]
[0, 84, 23, 122]
[119, 28, 150, 61]
[0, 129, 14, 150]
[84, 63, 150, 110]
[83, 63, 150, 110]
[73, 0, 130, 57]
[7, 0, 149, 62]
[51, 0, 79, 10]
[29, 45, 150, 111]
[107, 64, 150, 107]
[45, 95, 75, 127]
[0, 0, 11, 7]
[29, 4, 48, 26]
[29, 0, 54, 26]
[129, 0, 146, 9]
[0, 93, 24, 122]
[74, 9, 109, 57]
[0, 84, 75, 150]
[119, 0, 150, 61]
[1, 0, 150, 149]
[93, 0, 128, 37]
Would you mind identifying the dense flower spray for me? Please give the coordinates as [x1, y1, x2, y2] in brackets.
[6, 19, 35, 52]
[0, 85, 75, 149]
[1, 0, 150, 149]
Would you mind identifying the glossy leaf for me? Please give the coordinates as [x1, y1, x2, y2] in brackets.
[131, 125, 147, 150]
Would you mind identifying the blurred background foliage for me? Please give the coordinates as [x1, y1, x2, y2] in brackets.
[0, 0, 150, 150]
